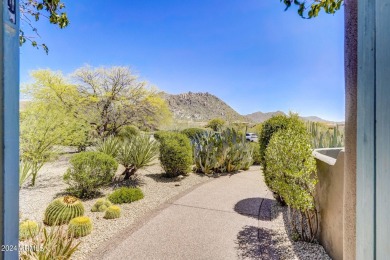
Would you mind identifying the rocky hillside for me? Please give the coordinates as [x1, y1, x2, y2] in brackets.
[245, 111, 285, 123]
[163, 92, 248, 122]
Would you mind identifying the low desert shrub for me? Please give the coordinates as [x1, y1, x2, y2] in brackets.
[118, 125, 140, 140]
[117, 134, 159, 179]
[205, 118, 226, 131]
[265, 127, 318, 242]
[44, 196, 85, 226]
[63, 152, 118, 198]
[153, 131, 173, 141]
[108, 187, 144, 204]
[159, 133, 193, 177]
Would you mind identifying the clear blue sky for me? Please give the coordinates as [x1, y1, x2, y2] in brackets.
[20, 0, 345, 121]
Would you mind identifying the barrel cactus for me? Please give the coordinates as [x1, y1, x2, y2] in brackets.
[44, 196, 85, 226]
[19, 220, 39, 240]
[68, 216, 93, 238]
[91, 198, 112, 212]
[104, 205, 121, 219]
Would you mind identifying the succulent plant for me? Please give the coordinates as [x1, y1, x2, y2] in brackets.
[19, 220, 39, 240]
[91, 198, 112, 212]
[44, 196, 85, 226]
[67, 216, 92, 238]
[104, 205, 121, 219]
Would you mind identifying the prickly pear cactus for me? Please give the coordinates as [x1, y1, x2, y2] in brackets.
[19, 220, 39, 240]
[91, 198, 112, 212]
[104, 205, 121, 219]
[44, 196, 85, 226]
[68, 216, 92, 238]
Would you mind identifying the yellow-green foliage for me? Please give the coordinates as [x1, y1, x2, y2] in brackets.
[108, 187, 144, 204]
[104, 206, 121, 219]
[205, 118, 226, 131]
[44, 196, 85, 226]
[19, 220, 39, 240]
[250, 142, 261, 165]
[91, 199, 112, 212]
[68, 216, 93, 238]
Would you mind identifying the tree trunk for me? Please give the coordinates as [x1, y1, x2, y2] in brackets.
[123, 167, 137, 180]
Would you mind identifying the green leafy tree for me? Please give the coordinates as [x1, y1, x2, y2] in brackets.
[205, 118, 226, 131]
[281, 0, 343, 18]
[74, 66, 172, 136]
[20, 0, 70, 53]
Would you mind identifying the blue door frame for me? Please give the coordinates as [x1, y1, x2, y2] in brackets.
[0, 0, 20, 259]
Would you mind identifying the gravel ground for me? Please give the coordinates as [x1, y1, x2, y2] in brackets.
[19, 155, 210, 260]
[270, 202, 332, 260]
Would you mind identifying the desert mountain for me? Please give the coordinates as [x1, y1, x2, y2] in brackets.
[162, 91, 342, 124]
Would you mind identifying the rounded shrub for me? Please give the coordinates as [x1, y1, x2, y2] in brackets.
[104, 205, 121, 219]
[108, 187, 144, 204]
[153, 131, 173, 141]
[44, 196, 85, 226]
[181, 128, 207, 141]
[265, 127, 317, 241]
[118, 125, 140, 140]
[63, 151, 118, 198]
[67, 216, 93, 238]
[19, 220, 39, 240]
[159, 133, 193, 177]
[91, 198, 112, 212]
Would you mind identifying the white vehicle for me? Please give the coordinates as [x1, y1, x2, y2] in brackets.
[245, 133, 258, 142]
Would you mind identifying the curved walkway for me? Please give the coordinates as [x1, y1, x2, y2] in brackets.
[94, 166, 278, 260]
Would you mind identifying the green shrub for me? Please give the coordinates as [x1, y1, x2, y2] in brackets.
[118, 125, 140, 140]
[117, 134, 159, 179]
[265, 127, 318, 241]
[104, 205, 121, 219]
[250, 142, 261, 165]
[63, 152, 118, 198]
[153, 131, 173, 141]
[20, 225, 80, 259]
[94, 136, 120, 158]
[19, 220, 39, 241]
[108, 187, 144, 204]
[44, 196, 85, 226]
[205, 118, 226, 131]
[159, 133, 193, 177]
[68, 216, 93, 238]
[91, 198, 112, 212]
[181, 128, 207, 140]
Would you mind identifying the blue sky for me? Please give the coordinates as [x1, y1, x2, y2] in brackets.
[20, 0, 345, 121]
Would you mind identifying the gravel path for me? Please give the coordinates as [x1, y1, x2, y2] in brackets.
[19, 155, 210, 260]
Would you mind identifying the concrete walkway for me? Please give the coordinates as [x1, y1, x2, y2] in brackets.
[97, 166, 277, 260]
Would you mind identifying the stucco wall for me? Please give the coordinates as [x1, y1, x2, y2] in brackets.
[314, 149, 345, 260]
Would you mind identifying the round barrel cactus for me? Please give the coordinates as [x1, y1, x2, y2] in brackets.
[104, 205, 121, 219]
[44, 196, 85, 226]
[19, 220, 39, 240]
[91, 198, 112, 212]
[68, 216, 92, 238]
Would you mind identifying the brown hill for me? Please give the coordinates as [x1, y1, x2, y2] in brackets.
[162, 92, 249, 122]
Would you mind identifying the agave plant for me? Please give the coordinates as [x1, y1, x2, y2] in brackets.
[117, 134, 159, 179]
[94, 136, 120, 158]
[19, 160, 33, 189]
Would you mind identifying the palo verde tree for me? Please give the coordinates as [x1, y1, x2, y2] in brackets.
[73, 66, 172, 137]
[281, 0, 343, 18]
[205, 118, 226, 132]
[20, 0, 70, 53]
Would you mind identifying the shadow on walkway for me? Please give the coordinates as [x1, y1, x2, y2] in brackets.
[234, 197, 277, 221]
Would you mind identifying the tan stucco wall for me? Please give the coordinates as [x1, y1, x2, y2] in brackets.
[315, 149, 345, 260]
